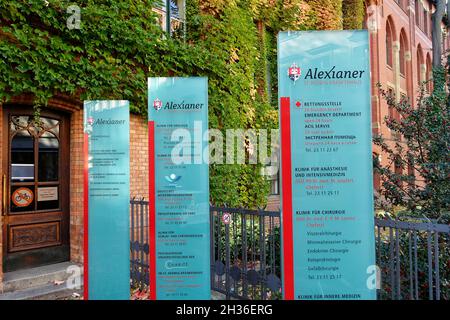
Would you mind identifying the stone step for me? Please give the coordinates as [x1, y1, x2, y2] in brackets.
[0, 279, 83, 300]
[1, 262, 82, 293]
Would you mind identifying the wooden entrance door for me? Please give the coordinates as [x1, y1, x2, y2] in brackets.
[2, 106, 70, 272]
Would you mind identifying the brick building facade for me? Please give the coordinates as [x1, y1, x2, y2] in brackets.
[368, 0, 449, 191]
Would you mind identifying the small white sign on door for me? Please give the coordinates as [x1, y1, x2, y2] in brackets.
[38, 187, 58, 202]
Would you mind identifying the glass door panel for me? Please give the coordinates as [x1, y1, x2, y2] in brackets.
[11, 130, 34, 182]
[38, 132, 59, 182]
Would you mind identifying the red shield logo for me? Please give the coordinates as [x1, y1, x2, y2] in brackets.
[153, 98, 162, 111]
[288, 63, 301, 83]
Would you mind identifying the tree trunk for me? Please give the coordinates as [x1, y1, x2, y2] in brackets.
[432, 0, 445, 68]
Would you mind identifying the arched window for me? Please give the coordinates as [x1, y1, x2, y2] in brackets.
[387, 87, 400, 121]
[426, 53, 432, 92]
[386, 18, 395, 67]
[423, 8, 428, 35]
[399, 30, 407, 76]
[415, 1, 420, 26]
[417, 44, 424, 84]
[373, 153, 381, 192]
[394, 160, 403, 187]
[407, 159, 415, 187]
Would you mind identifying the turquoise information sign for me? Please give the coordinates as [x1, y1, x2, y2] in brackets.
[83, 100, 130, 300]
[148, 77, 210, 300]
[278, 31, 376, 300]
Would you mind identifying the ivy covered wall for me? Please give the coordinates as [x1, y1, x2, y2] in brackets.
[342, 0, 365, 30]
[305, 0, 343, 30]
[0, 0, 366, 208]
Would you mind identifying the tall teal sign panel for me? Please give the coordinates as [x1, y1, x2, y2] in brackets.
[278, 31, 376, 300]
[148, 77, 210, 300]
[83, 100, 130, 300]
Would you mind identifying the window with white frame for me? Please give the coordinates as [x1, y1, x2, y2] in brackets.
[153, 0, 186, 37]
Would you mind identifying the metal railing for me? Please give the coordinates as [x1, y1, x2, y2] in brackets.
[130, 198, 149, 291]
[129, 199, 450, 300]
[210, 206, 281, 300]
[376, 216, 450, 300]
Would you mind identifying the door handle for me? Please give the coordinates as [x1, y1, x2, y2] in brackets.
[2, 174, 7, 215]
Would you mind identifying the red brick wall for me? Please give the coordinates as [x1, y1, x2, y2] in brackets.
[266, 195, 280, 212]
[130, 114, 148, 199]
[69, 109, 84, 264]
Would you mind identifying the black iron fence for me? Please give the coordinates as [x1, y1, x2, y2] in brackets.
[130, 198, 149, 291]
[130, 199, 450, 300]
[210, 206, 282, 300]
[376, 216, 450, 300]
